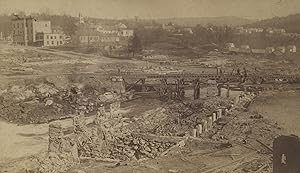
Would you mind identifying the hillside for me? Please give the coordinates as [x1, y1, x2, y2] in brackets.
[245, 13, 300, 33]
[155, 16, 255, 27]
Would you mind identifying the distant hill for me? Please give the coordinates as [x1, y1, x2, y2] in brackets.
[244, 14, 300, 33]
[154, 16, 255, 27]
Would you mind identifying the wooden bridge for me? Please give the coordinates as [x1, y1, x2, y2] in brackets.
[109, 71, 300, 100]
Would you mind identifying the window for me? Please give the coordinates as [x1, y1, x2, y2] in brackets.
[50, 36, 53, 39]
[17, 23, 19, 28]
[54, 36, 56, 39]
[47, 41, 49, 45]
[45, 24, 47, 27]
[51, 41, 54, 45]
[60, 41, 62, 44]
[59, 36, 62, 39]
[47, 36, 49, 39]
[57, 41, 59, 45]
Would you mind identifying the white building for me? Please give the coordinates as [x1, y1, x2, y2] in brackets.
[118, 29, 134, 37]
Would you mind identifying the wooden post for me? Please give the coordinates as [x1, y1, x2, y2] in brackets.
[212, 113, 217, 122]
[208, 116, 213, 130]
[192, 129, 197, 137]
[197, 124, 203, 136]
[217, 84, 222, 96]
[226, 85, 230, 98]
[202, 120, 208, 132]
[217, 108, 222, 119]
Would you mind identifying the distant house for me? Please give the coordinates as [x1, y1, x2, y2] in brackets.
[162, 23, 176, 32]
[245, 28, 264, 34]
[236, 27, 263, 34]
[118, 29, 134, 37]
[182, 27, 193, 34]
[96, 25, 119, 34]
[40, 33, 66, 47]
[236, 27, 244, 33]
[116, 23, 127, 29]
[225, 43, 235, 48]
[77, 29, 120, 45]
[274, 28, 286, 34]
[287, 45, 296, 53]
[89, 24, 133, 37]
[266, 28, 286, 34]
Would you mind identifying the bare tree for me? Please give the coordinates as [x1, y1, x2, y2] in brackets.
[128, 32, 142, 57]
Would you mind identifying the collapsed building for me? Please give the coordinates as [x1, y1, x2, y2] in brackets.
[31, 87, 264, 173]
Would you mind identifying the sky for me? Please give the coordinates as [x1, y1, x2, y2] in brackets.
[0, 0, 300, 19]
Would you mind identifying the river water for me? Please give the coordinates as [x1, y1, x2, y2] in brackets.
[0, 121, 48, 164]
[0, 115, 96, 166]
[249, 90, 300, 136]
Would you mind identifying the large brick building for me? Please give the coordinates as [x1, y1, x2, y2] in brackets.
[12, 16, 51, 46]
[12, 16, 65, 47]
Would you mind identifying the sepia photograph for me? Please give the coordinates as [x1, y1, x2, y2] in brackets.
[0, 0, 300, 172]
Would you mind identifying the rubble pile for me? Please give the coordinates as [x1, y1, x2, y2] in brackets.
[213, 112, 280, 144]
[240, 158, 272, 172]
[154, 98, 232, 136]
[201, 97, 232, 113]
[76, 109, 178, 161]
[130, 107, 170, 133]
[209, 93, 281, 153]
[109, 134, 177, 161]
[33, 107, 181, 173]
[0, 82, 107, 124]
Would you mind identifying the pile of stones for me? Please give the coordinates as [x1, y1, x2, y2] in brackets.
[109, 135, 176, 161]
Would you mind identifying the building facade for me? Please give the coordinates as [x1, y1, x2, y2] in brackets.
[79, 34, 120, 44]
[12, 16, 65, 47]
[35, 32, 65, 47]
[12, 17, 51, 46]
